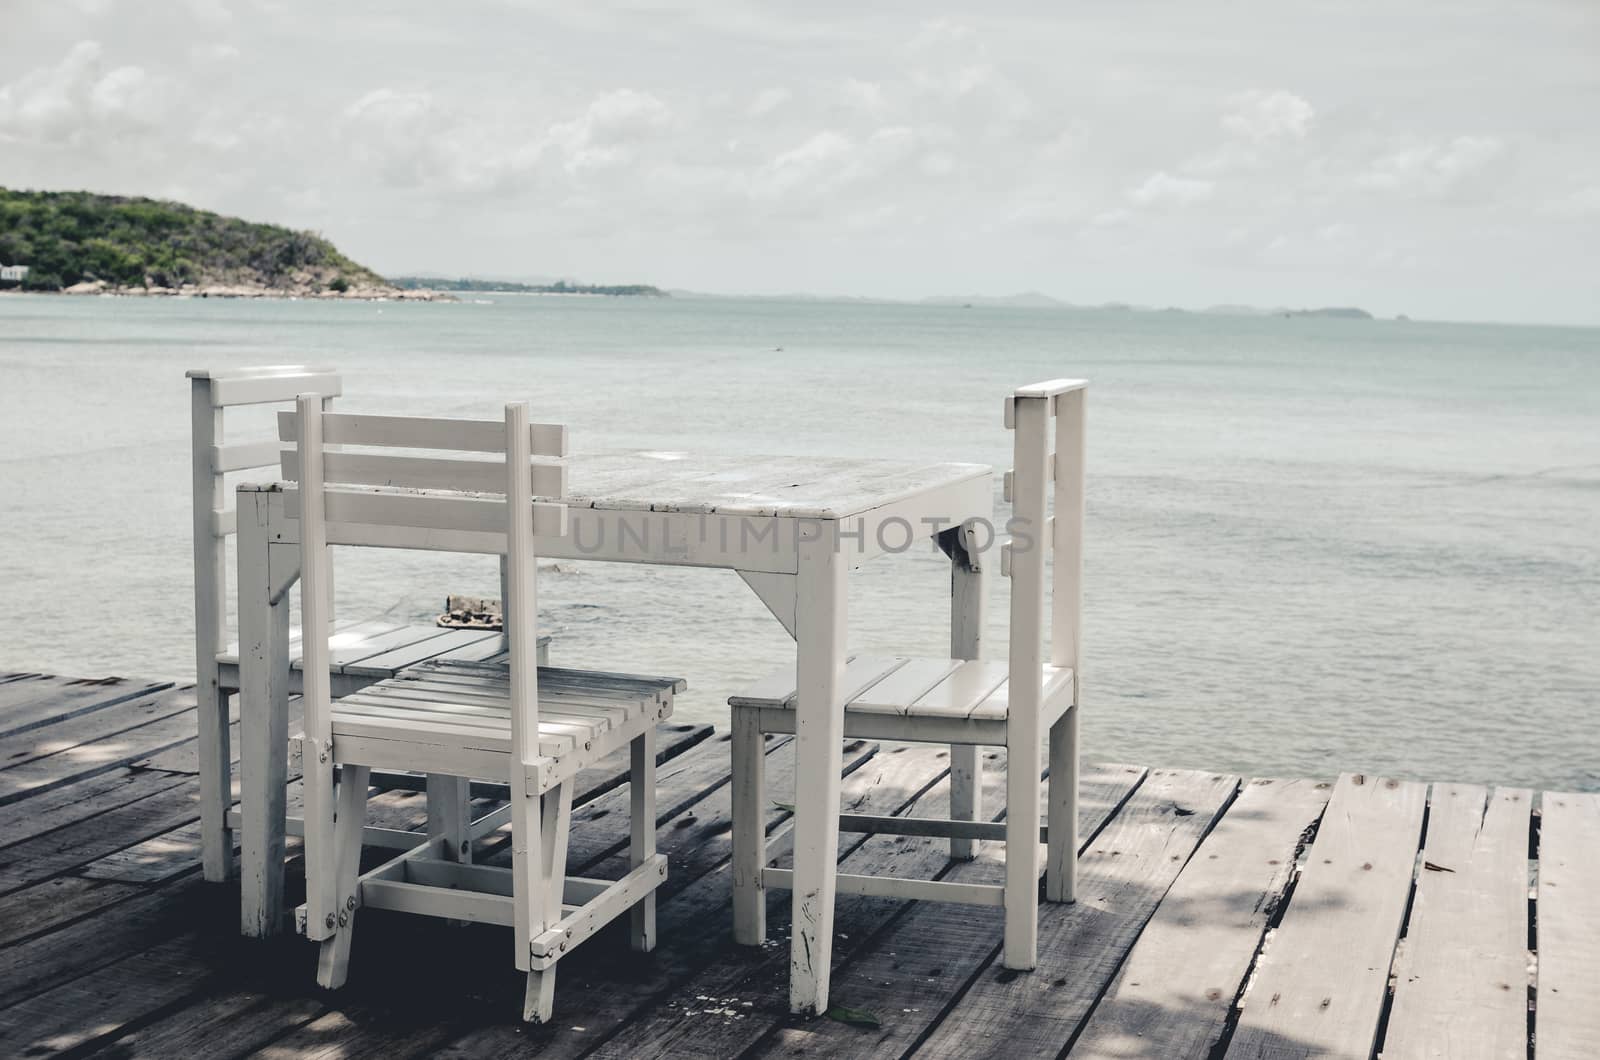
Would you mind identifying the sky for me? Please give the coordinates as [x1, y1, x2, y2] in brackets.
[1, 0, 1598, 324]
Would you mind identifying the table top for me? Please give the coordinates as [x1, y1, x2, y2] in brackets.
[566, 450, 991, 520]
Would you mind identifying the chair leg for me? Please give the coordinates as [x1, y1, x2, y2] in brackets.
[524, 967, 557, 1023]
[1045, 708, 1079, 903]
[949, 744, 982, 861]
[521, 780, 572, 1023]
[1002, 738, 1041, 971]
[730, 709, 766, 946]
[629, 727, 658, 952]
[316, 764, 371, 989]
[196, 678, 234, 882]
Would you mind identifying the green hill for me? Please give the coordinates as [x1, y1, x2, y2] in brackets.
[0, 188, 390, 294]
[392, 276, 666, 297]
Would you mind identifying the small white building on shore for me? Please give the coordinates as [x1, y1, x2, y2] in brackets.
[0, 264, 30, 284]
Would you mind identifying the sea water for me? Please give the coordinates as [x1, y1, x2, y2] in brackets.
[1, 292, 1595, 789]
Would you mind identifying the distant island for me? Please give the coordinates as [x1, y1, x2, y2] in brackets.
[918, 293, 1375, 318]
[1282, 306, 1373, 319]
[393, 276, 667, 297]
[0, 188, 438, 299]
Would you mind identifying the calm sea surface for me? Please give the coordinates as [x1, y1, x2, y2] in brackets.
[1, 293, 1596, 789]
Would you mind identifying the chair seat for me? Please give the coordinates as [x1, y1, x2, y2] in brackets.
[216, 617, 553, 691]
[729, 656, 1073, 740]
[311, 660, 684, 785]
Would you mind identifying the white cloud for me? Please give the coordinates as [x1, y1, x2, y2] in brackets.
[1358, 135, 1507, 198]
[89, 66, 153, 119]
[1223, 90, 1314, 141]
[1542, 183, 1600, 218]
[758, 129, 856, 198]
[839, 78, 887, 116]
[184, 0, 231, 24]
[747, 87, 789, 117]
[547, 89, 671, 172]
[0, 41, 165, 145]
[190, 42, 241, 64]
[1129, 171, 1216, 207]
[907, 18, 974, 52]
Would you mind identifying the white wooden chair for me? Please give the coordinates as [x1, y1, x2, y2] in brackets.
[286, 395, 678, 1022]
[189, 366, 551, 883]
[727, 379, 1086, 970]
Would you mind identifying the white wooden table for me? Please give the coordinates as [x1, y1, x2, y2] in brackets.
[235, 450, 992, 1016]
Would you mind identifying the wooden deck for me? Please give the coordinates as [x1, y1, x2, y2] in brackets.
[0, 670, 1593, 1059]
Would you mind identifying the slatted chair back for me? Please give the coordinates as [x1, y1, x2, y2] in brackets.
[1001, 379, 1088, 739]
[283, 396, 569, 938]
[280, 397, 570, 745]
[274, 408, 569, 554]
[188, 365, 342, 696]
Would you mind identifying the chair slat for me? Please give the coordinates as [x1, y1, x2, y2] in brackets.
[726, 655, 907, 709]
[909, 659, 1010, 716]
[213, 440, 285, 473]
[849, 657, 964, 715]
[1015, 377, 1089, 400]
[284, 486, 567, 539]
[278, 411, 567, 457]
[204, 368, 342, 407]
[281, 449, 567, 499]
[964, 664, 1075, 721]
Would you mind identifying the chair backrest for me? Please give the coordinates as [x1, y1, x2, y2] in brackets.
[1002, 379, 1088, 723]
[189, 365, 343, 688]
[283, 397, 569, 768]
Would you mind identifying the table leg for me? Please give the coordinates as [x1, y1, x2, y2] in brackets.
[427, 775, 472, 864]
[195, 670, 232, 882]
[239, 492, 292, 938]
[789, 529, 847, 1016]
[949, 534, 986, 860]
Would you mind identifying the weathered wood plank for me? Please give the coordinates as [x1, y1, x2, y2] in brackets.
[0, 766, 192, 850]
[0, 926, 232, 1054]
[590, 760, 1152, 1060]
[1070, 777, 1331, 1060]
[1224, 773, 1427, 1060]
[0, 687, 202, 806]
[0, 688, 197, 772]
[1535, 790, 1600, 1060]
[0, 874, 146, 950]
[885, 768, 1238, 1060]
[250, 1002, 469, 1060]
[1382, 784, 1531, 1060]
[102, 987, 326, 1060]
[0, 675, 172, 739]
[0, 775, 206, 895]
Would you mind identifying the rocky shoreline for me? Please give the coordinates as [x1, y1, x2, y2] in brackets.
[29, 279, 454, 301]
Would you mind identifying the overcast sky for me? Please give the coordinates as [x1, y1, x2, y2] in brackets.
[2, 1, 1598, 324]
